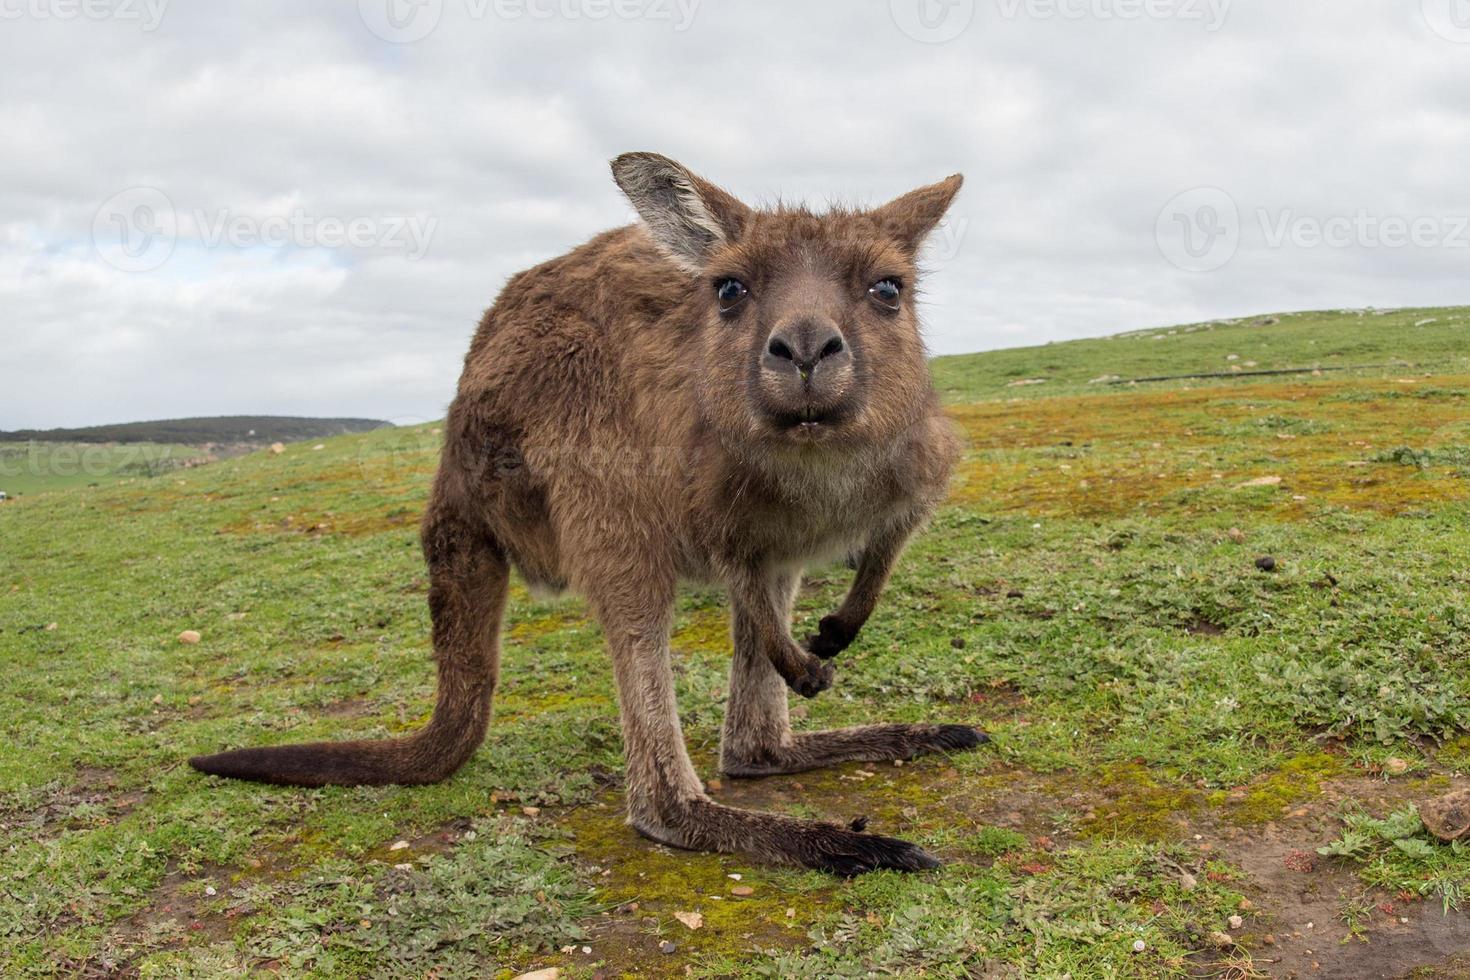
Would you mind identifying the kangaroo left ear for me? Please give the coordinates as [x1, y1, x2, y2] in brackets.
[871, 174, 964, 253]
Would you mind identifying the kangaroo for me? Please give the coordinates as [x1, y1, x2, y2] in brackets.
[190, 153, 986, 874]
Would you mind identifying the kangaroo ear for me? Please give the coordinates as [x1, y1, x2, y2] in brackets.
[611, 152, 752, 272]
[871, 174, 964, 253]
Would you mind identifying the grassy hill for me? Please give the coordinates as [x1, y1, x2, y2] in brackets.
[3, 308, 1470, 977]
[0, 416, 391, 447]
[0, 417, 394, 499]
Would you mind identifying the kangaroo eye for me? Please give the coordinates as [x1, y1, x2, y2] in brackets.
[869, 278, 902, 310]
[715, 278, 748, 313]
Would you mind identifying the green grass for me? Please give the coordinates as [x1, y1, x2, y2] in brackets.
[4, 307, 1470, 976]
[932, 305, 1470, 400]
[0, 441, 210, 496]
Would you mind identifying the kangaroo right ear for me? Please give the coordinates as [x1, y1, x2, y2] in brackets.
[611, 152, 751, 272]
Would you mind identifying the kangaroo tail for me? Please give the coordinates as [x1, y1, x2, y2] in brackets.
[190, 490, 509, 787]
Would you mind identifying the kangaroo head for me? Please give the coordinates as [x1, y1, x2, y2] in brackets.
[612, 152, 962, 453]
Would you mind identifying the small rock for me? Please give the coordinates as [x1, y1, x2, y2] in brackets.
[204, 885, 216, 896]
[1132, 939, 1147, 953]
[389, 840, 410, 851]
[513, 970, 560, 980]
[1263, 934, 1276, 945]
[178, 630, 202, 644]
[1384, 757, 1410, 775]
[731, 885, 754, 897]
[44, 622, 58, 631]
[269, 442, 285, 455]
[705, 779, 722, 793]
[673, 910, 703, 930]
[1238, 898, 1255, 911]
[393, 863, 413, 871]
[1238, 475, 1282, 488]
[152, 694, 164, 705]
[1227, 527, 1246, 544]
[1228, 915, 1244, 930]
[1179, 872, 1198, 891]
[658, 940, 677, 954]
[312, 444, 325, 451]
[522, 806, 541, 817]
[1209, 931, 1234, 948]
[727, 873, 742, 880]
[1255, 555, 1277, 572]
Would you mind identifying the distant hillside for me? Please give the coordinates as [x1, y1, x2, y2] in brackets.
[932, 306, 1470, 402]
[0, 416, 392, 446]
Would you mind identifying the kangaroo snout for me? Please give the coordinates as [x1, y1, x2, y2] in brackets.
[762, 318, 851, 381]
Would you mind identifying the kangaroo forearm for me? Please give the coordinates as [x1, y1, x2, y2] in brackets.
[807, 525, 911, 659]
[728, 566, 833, 697]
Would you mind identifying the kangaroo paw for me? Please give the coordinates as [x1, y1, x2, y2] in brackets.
[776, 649, 835, 698]
[804, 614, 856, 660]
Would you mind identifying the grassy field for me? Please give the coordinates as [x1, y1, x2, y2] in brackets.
[3, 307, 1470, 978]
[0, 442, 211, 497]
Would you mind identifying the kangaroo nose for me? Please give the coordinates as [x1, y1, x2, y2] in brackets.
[764, 320, 848, 376]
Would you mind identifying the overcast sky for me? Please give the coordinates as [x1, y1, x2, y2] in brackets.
[3, 0, 1469, 429]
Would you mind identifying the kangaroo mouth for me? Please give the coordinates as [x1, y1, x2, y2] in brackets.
[765, 401, 852, 436]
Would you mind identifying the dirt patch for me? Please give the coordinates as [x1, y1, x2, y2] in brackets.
[1196, 775, 1470, 979]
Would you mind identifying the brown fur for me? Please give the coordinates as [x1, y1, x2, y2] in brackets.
[190, 154, 985, 873]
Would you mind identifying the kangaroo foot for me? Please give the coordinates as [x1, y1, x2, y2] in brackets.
[635, 797, 940, 875]
[723, 723, 989, 778]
